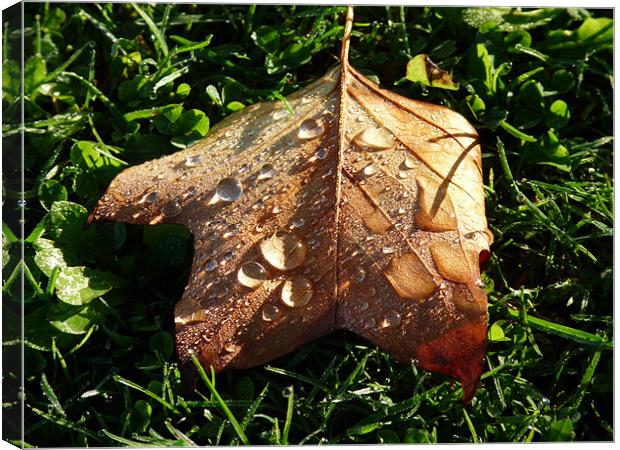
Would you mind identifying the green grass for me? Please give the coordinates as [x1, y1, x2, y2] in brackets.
[2, 4, 613, 445]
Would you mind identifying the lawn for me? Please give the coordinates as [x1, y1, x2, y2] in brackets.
[2, 4, 613, 445]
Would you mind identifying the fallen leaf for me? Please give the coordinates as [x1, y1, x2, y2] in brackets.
[88, 7, 493, 403]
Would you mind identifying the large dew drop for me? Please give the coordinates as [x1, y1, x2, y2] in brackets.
[260, 231, 307, 271]
[215, 177, 243, 202]
[237, 261, 267, 289]
[280, 275, 313, 308]
[297, 118, 325, 140]
[352, 126, 396, 152]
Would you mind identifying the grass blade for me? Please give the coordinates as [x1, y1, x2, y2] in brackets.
[462, 408, 478, 443]
[281, 386, 294, 445]
[100, 429, 152, 446]
[240, 383, 269, 431]
[113, 375, 180, 414]
[164, 419, 197, 446]
[264, 366, 330, 393]
[132, 3, 169, 57]
[40, 373, 65, 417]
[190, 353, 250, 445]
[506, 307, 612, 349]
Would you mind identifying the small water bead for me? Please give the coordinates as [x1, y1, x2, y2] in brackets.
[381, 309, 401, 328]
[398, 170, 410, 179]
[297, 118, 325, 140]
[185, 154, 203, 167]
[262, 305, 280, 322]
[205, 259, 218, 272]
[237, 262, 267, 289]
[382, 246, 396, 254]
[363, 164, 378, 176]
[224, 342, 239, 353]
[397, 207, 407, 215]
[352, 126, 396, 152]
[260, 231, 307, 271]
[291, 218, 305, 229]
[215, 177, 243, 202]
[281, 276, 313, 308]
[282, 386, 294, 398]
[403, 156, 416, 169]
[315, 147, 329, 160]
[358, 300, 369, 311]
[184, 186, 198, 198]
[353, 267, 366, 283]
[162, 199, 182, 217]
[138, 191, 159, 204]
[271, 108, 291, 121]
[258, 164, 277, 180]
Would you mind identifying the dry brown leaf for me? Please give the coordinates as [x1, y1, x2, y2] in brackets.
[88, 7, 493, 403]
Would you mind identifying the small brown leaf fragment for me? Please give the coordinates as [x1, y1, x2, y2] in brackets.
[384, 252, 437, 301]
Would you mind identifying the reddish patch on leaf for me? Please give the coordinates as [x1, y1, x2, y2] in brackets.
[415, 320, 487, 404]
[479, 249, 491, 271]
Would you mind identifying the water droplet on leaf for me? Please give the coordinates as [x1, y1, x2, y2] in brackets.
[205, 259, 218, 272]
[381, 309, 401, 327]
[162, 199, 182, 217]
[298, 118, 325, 140]
[363, 164, 377, 176]
[353, 267, 366, 283]
[272, 108, 291, 121]
[262, 305, 280, 322]
[352, 126, 396, 152]
[281, 275, 313, 308]
[291, 218, 305, 228]
[258, 164, 277, 180]
[260, 231, 307, 271]
[237, 262, 267, 289]
[403, 156, 416, 169]
[139, 191, 159, 204]
[215, 177, 243, 202]
[315, 147, 329, 159]
[185, 155, 203, 167]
